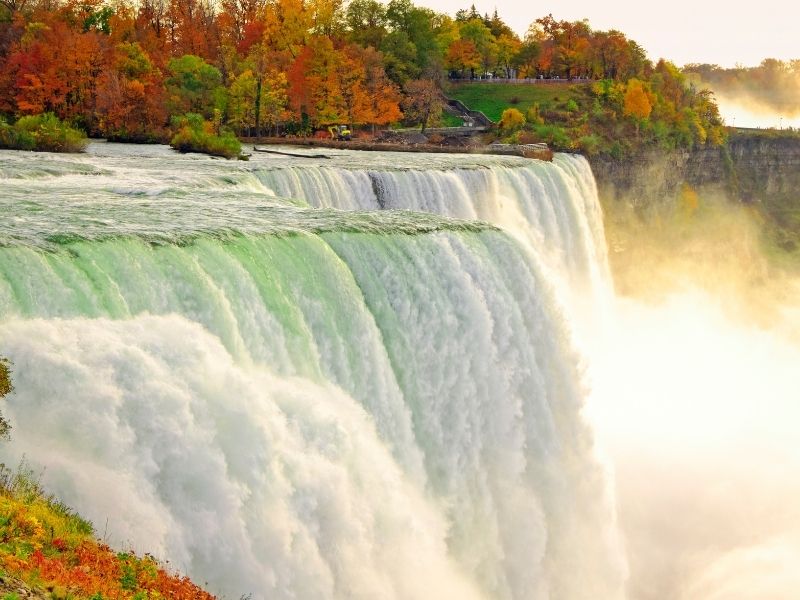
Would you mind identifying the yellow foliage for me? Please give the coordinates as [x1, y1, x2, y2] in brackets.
[500, 107, 526, 131]
[623, 78, 652, 121]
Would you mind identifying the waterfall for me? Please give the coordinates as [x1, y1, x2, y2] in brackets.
[0, 143, 625, 600]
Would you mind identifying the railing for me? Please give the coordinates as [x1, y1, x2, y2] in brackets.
[444, 98, 495, 126]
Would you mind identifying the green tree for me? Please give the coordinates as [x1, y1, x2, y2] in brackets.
[345, 0, 387, 48]
[459, 17, 496, 77]
[165, 55, 224, 119]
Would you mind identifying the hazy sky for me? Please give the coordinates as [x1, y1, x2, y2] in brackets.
[417, 0, 799, 67]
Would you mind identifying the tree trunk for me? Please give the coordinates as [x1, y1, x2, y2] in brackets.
[254, 76, 262, 139]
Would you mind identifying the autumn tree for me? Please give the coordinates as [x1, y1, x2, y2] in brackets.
[499, 107, 525, 131]
[494, 33, 520, 78]
[96, 41, 167, 140]
[623, 78, 652, 135]
[401, 78, 442, 132]
[445, 38, 480, 79]
[458, 17, 495, 77]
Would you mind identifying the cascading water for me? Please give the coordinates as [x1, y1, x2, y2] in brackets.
[0, 143, 625, 600]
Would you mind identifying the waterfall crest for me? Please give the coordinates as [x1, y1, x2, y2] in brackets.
[0, 144, 624, 600]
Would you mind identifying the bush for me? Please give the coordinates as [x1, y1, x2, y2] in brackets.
[0, 358, 12, 440]
[170, 113, 242, 159]
[0, 114, 87, 153]
[530, 123, 571, 150]
[577, 134, 601, 155]
[525, 104, 544, 125]
[499, 108, 526, 132]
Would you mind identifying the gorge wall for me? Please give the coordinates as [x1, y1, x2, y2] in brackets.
[589, 134, 800, 226]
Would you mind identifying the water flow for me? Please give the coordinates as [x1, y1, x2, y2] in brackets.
[0, 144, 624, 600]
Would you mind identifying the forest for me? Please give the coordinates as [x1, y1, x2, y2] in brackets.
[0, 0, 724, 152]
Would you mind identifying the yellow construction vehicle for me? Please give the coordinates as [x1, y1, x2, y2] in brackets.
[328, 125, 352, 141]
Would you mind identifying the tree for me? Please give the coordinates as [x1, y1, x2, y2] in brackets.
[499, 107, 525, 131]
[345, 0, 387, 49]
[445, 38, 480, 79]
[165, 54, 223, 118]
[513, 38, 541, 78]
[96, 42, 167, 140]
[401, 78, 442, 132]
[459, 17, 495, 77]
[494, 34, 520, 78]
[623, 78, 652, 135]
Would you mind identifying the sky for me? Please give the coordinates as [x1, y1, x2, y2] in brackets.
[417, 0, 799, 68]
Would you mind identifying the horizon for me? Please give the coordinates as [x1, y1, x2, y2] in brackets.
[418, 0, 800, 68]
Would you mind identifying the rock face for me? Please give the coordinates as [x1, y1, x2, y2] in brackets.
[588, 134, 800, 213]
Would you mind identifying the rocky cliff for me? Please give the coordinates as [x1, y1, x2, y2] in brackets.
[589, 133, 800, 252]
[590, 134, 800, 204]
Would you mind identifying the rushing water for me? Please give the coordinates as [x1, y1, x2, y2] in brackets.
[0, 143, 624, 599]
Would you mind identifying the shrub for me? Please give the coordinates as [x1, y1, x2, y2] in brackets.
[525, 104, 544, 125]
[0, 358, 11, 440]
[170, 113, 242, 159]
[0, 114, 87, 153]
[565, 99, 579, 113]
[530, 123, 571, 150]
[577, 134, 601, 155]
[499, 108, 526, 132]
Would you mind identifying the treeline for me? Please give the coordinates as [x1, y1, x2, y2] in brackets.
[685, 59, 800, 116]
[0, 0, 724, 149]
[445, 10, 649, 81]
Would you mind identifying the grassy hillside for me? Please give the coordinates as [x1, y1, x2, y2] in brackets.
[0, 463, 218, 600]
[445, 74, 726, 159]
[0, 362, 216, 600]
[445, 82, 585, 123]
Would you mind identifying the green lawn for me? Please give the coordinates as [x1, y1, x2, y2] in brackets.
[445, 82, 588, 122]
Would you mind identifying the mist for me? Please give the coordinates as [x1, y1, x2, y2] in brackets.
[715, 93, 800, 130]
[587, 187, 800, 599]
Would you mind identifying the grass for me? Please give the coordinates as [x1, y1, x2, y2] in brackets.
[440, 112, 464, 127]
[445, 82, 587, 123]
[0, 362, 216, 599]
[0, 463, 217, 599]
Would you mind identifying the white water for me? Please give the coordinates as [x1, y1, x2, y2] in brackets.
[0, 144, 624, 600]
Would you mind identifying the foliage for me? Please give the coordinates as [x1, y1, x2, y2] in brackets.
[0, 358, 11, 440]
[499, 107, 525, 132]
[170, 113, 242, 159]
[165, 55, 224, 119]
[401, 78, 443, 132]
[0, 464, 217, 599]
[0, 0, 725, 143]
[451, 75, 726, 156]
[0, 113, 87, 153]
